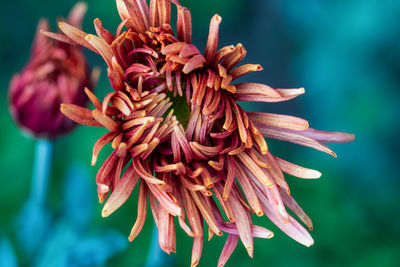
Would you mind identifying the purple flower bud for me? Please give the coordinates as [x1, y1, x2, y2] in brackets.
[9, 3, 93, 139]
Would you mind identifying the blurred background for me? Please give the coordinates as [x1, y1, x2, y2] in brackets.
[1, 0, 399, 266]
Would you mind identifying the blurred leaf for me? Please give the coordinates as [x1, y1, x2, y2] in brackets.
[0, 236, 18, 267]
[15, 201, 52, 258]
[68, 230, 128, 267]
[63, 162, 95, 230]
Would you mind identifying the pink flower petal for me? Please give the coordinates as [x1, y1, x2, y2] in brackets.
[275, 156, 322, 179]
[296, 128, 356, 143]
[217, 235, 239, 267]
[228, 191, 253, 257]
[177, 5, 192, 43]
[258, 126, 337, 157]
[235, 86, 305, 102]
[58, 22, 97, 53]
[204, 15, 222, 65]
[248, 112, 309, 131]
[102, 166, 139, 217]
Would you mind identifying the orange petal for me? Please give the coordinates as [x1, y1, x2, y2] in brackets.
[129, 181, 148, 242]
[248, 112, 309, 131]
[217, 235, 239, 267]
[275, 156, 322, 179]
[204, 15, 222, 65]
[92, 109, 119, 131]
[92, 131, 118, 166]
[60, 104, 101, 127]
[58, 22, 97, 53]
[102, 166, 139, 217]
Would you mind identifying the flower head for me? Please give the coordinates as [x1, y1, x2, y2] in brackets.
[9, 3, 94, 139]
[57, 1, 354, 266]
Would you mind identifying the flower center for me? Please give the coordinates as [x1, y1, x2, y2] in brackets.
[166, 87, 191, 128]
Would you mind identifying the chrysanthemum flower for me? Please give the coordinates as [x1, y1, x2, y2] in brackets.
[9, 3, 95, 138]
[56, 1, 354, 266]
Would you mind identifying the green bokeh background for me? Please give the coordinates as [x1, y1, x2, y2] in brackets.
[1, 0, 399, 266]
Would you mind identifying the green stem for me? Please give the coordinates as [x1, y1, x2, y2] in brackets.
[29, 139, 53, 206]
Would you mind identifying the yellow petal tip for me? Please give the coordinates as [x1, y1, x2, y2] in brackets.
[101, 209, 109, 218]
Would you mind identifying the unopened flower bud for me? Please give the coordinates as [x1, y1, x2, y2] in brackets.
[9, 3, 94, 139]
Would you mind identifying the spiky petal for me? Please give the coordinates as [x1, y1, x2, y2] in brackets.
[48, 0, 355, 266]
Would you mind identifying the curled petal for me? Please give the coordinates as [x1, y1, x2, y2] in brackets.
[116, 0, 135, 29]
[147, 181, 181, 216]
[222, 43, 247, 71]
[86, 34, 114, 68]
[94, 18, 115, 44]
[112, 97, 131, 116]
[40, 30, 76, 45]
[92, 110, 119, 131]
[58, 22, 97, 53]
[235, 83, 281, 98]
[123, 0, 149, 33]
[265, 184, 290, 224]
[248, 112, 309, 131]
[190, 191, 222, 236]
[235, 86, 305, 102]
[254, 184, 314, 247]
[217, 220, 274, 239]
[92, 131, 118, 166]
[128, 47, 159, 59]
[218, 235, 239, 267]
[280, 188, 313, 230]
[157, 0, 171, 25]
[234, 160, 263, 216]
[108, 68, 125, 91]
[275, 156, 322, 179]
[258, 126, 337, 157]
[102, 166, 139, 217]
[228, 191, 253, 257]
[222, 156, 235, 200]
[204, 15, 222, 65]
[237, 152, 274, 187]
[183, 55, 206, 74]
[180, 176, 206, 192]
[296, 128, 355, 143]
[158, 205, 177, 254]
[191, 236, 203, 267]
[230, 64, 263, 80]
[60, 104, 101, 127]
[179, 186, 203, 236]
[129, 181, 148, 242]
[85, 87, 102, 111]
[149, 0, 159, 27]
[130, 143, 149, 157]
[180, 44, 200, 58]
[161, 42, 186, 55]
[96, 152, 119, 203]
[177, 5, 192, 43]
[132, 157, 165, 185]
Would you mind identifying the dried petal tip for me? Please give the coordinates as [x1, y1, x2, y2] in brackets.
[204, 14, 222, 64]
[246, 246, 254, 258]
[101, 208, 110, 217]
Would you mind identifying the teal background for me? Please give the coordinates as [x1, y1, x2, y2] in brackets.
[1, 0, 399, 266]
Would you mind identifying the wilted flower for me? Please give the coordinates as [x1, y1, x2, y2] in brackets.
[9, 3, 94, 139]
[56, 0, 354, 266]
